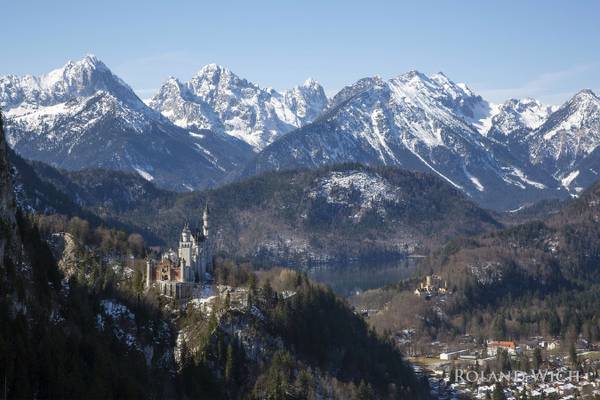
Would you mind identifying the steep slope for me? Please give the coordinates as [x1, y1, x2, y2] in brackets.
[242, 72, 562, 210]
[8, 147, 102, 220]
[527, 89, 600, 194]
[0, 112, 19, 268]
[0, 55, 253, 191]
[0, 112, 183, 399]
[149, 64, 329, 150]
[283, 78, 329, 125]
[180, 268, 430, 399]
[24, 161, 176, 214]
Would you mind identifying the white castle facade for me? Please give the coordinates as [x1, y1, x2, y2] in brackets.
[145, 204, 213, 299]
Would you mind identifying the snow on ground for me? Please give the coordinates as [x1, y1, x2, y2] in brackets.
[96, 299, 140, 350]
[133, 167, 154, 181]
[189, 131, 205, 138]
[100, 299, 134, 320]
[509, 167, 547, 189]
[462, 165, 485, 192]
[309, 170, 402, 219]
[561, 170, 580, 189]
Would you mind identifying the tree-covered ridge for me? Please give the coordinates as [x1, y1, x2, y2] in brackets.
[179, 266, 430, 399]
[16, 158, 501, 265]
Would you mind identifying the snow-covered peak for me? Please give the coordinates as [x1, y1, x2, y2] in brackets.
[196, 63, 230, 75]
[527, 89, 600, 180]
[283, 79, 329, 124]
[488, 98, 555, 138]
[302, 77, 320, 88]
[388, 70, 495, 135]
[539, 89, 600, 138]
[150, 66, 329, 149]
[41, 54, 106, 88]
[190, 63, 253, 95]
[329, 76, 386, 109]
[430, 72, 476, 99]
[0, 55, 138, 111]
[151, 77, 186, 100]
[572, 88, 598, 101]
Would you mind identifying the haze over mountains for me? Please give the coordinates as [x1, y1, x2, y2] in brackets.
[2, 55, 600, 210]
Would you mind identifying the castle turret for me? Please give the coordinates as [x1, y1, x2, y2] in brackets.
[203, 203, 209, 238]
[181, 222, 191, 242]
[145, 260, 153, 289]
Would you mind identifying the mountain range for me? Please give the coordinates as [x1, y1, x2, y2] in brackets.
[2, 55, 600, 210]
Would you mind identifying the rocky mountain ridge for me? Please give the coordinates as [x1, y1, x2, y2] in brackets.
[149, 64, 329, 150]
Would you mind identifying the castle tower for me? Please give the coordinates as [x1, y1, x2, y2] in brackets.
[145, 259, 153, 289]
[178, 223, 194, 277]
[203, 203, 209, 238]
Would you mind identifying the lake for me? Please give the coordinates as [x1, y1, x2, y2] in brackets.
[305, 257, 421, 297]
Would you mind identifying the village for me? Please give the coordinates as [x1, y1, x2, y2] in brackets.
[386, 276, 600, 398]
[407, 335, 600, 399]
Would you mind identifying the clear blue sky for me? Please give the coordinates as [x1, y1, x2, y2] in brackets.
[3, 0, 599, 104]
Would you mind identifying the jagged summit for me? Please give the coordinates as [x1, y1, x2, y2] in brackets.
[241, 69, 569, 210]
[150, 65, 329, 149]
[0, 54, 138, 111]
[303, 77, 320, 87]
[196, 63, 230, 75]
[526, 89, 600, 193]
[573, 88, 598, 98]
[488, 98, 555, 140]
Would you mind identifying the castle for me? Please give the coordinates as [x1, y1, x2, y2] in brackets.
[146, 204, 213, 299]
[414, 274, 448, 298]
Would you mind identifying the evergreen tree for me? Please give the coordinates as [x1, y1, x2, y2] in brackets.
[569, 342, 578, 366]
[355, 380, 375, 400]
[247, 273, 257, 306]
[492, 383, 507, 400]
[224, 292, 231, 309]
[532, 348, 543, 370]
[225, 343, 234, 383]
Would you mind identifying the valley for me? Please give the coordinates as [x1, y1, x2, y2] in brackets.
[3, 56, 600, 400]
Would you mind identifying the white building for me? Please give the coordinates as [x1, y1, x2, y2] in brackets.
[146, 204, 214, 299]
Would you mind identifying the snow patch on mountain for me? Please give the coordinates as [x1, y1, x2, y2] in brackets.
[561, 170, 579, 189]
[134, 167, 154, 181]
[463, 165, 485, 192]
[308, 170, 402, 220]
[502, 167, 547, 190]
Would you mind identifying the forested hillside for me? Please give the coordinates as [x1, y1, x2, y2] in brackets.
[0, 112, 187, 398]
[16, 159, 501, 266]
[352, 178, 600, 344]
